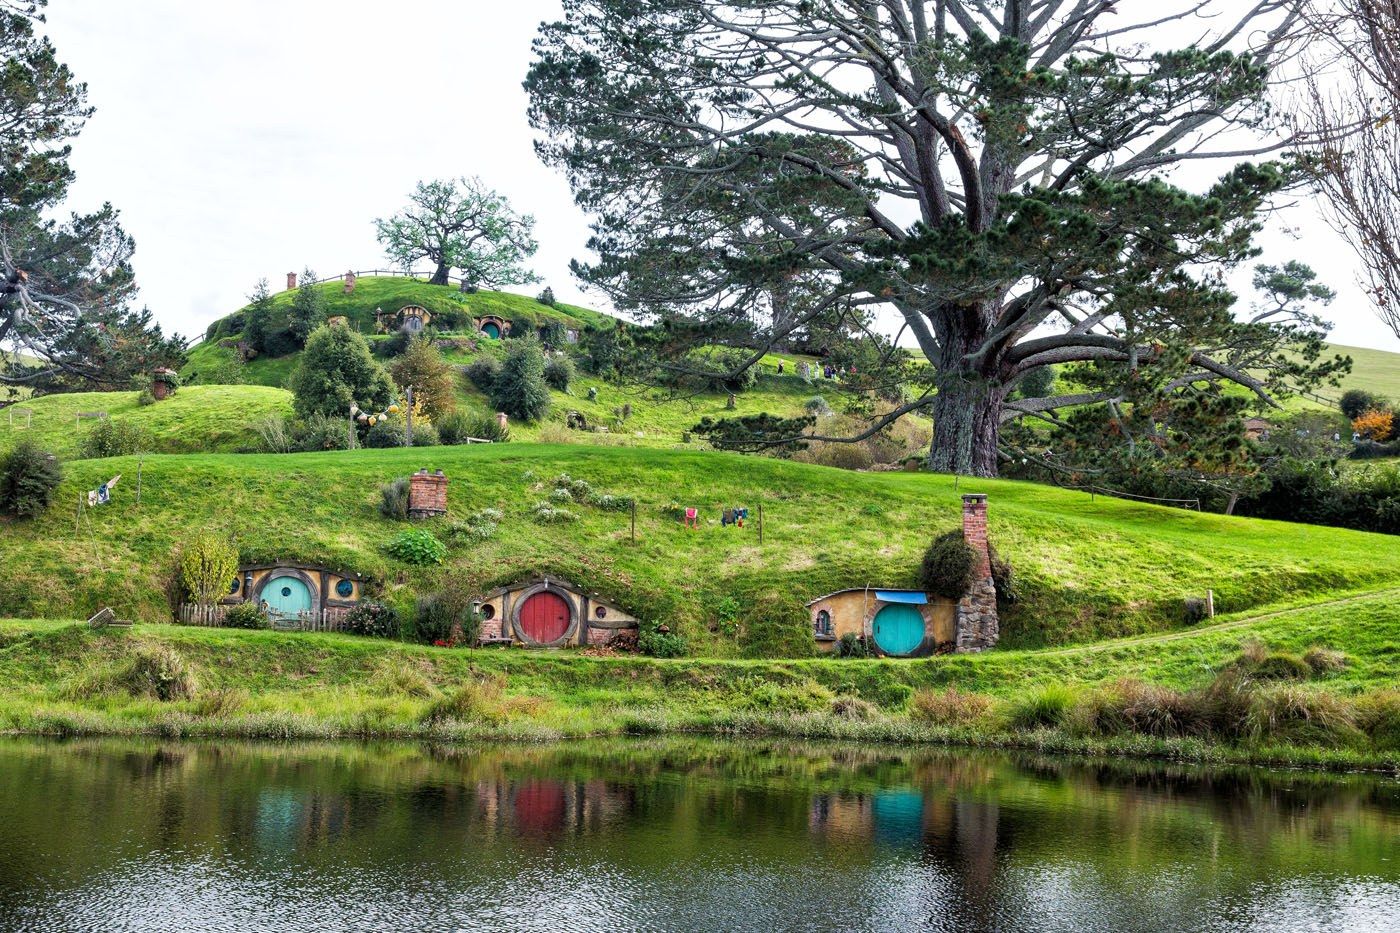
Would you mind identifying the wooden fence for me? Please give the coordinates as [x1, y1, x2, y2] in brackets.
[179, 603, 350, 632]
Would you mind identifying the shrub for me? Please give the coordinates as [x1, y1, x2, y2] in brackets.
[919, 530, 977, 599]
[544, 355, 575, 392]
[1183, 597, 1209, 625]
[1232, 645, 1313, 681]
[414, 591, 478, 645]
[294, 412, 357, 452]
[537, 286, 557, 306]
[490, 336, 551, 422]
[835, 632, 871, 659]
[739, 593, 815, 658]
[531, 501, 577, 523]
[447, 508, 501, 543]
[591, 493, 634, 512]
[1355, 691, 1400, 749]
[255, 414, 294, 453]
[79, 418, 149, 458]
[1244, 685, 1364, 747]
[343, 601, 400, 639]
[410, 422, 440, 447]
[0, 441, 62, 519]
[421, 674, 508, 726]
[385, 529, 447, 565]
[1303, 646, 1349, 676]
[436, 410, 474, 445]
[1075, 680, 1207, 739]
[910, 688, 995, 727]
[638, 622, 688, 658]
[1340, 388, 1388, 420]
[379, 477, 410, 520]
[179, 533, 239, 607]
[804, 395, 831, 415]
[1004, 684, 1077, 730]
[222, 601, 269, 630]
[390, 336, 457, 419]
[463, 356, 501, 393]
[831, 695, 878, 720]
[365, 418, 408, 449]
[124, 646, 197, 702]
[466, 413, 511, 443]
[989, 547, 1017, 605]
[540, 319, 567, 349]
[137, 388, 156, 406]
[1352, 408, 1394, 442]
[288, 325, 394, 419]
[713, 595, 741, 637]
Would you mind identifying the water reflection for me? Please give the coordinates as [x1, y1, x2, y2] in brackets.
[0, 738, 1396, 932]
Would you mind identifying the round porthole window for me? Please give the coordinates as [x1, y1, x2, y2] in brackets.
[480, 604, 496, 620]
[281, 586, 292, 598]
[595, 606, 608, 619]
[228, 579, 240, 595]
[335, 579, 354, 598]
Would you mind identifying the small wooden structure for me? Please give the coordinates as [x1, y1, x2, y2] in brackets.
[87, 607, 133, 629]
[475, 576, 639, 648]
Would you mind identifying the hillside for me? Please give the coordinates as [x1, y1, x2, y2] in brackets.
[2, 443, 1397, 654]
[1330, 342, 1400, 402]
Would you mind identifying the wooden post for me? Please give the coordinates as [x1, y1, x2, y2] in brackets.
[1206, 589, 1215, 619]
[630, 499, 636, 543]
[758, 502, 764, 544]
[405, 386, 414, 447]
[75, 491, 82, 534]
[135, 455, 143, 507]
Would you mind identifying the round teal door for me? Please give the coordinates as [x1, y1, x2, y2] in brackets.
[872, 604, 926, 657]
[263, 575, 313, 620]
[482, 322, 501, 339]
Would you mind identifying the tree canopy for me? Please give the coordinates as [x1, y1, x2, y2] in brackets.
[527, 0, 1347, 476]
[288, 324, 394, 420]
[374, 177, 540, 287]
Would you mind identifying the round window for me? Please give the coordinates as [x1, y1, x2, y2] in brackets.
[595, 606, 608, 619]
[228, 578, 240, 595]
[281, 586, 292, 598]
[335, 579, 354, 598]
[480, 604, 496, 620]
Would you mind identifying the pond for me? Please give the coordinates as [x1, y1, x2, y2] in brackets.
[0, 738, 1397, 931]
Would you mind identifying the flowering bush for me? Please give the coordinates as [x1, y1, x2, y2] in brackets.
[343, 600, 400, 638]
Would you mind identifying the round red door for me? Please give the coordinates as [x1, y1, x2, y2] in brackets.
[518, 591, 571, 644]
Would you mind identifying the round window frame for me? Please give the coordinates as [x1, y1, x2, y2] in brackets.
[334, 578, 354, 599]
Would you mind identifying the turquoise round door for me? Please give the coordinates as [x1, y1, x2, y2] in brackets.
[263, 575, 312, 620]
[482, 322, 501, 339]
[872, 604, 925, 656]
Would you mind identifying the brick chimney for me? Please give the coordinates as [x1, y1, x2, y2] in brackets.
[287, 271, 298, 291]
[344, 270, 356, 294]
[496, 412, 509, 433]
[407, 469, 448, 520]
[956, 494, 999, 652]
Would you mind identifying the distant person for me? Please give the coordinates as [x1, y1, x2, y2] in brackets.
[777, 361, 785, 374]
[684, 507, 698, 529]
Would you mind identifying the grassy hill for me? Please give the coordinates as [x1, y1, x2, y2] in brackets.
[1329, 342, 1400, 402]
[1, 443, 1396, 654]
[0, 385, 292, 458]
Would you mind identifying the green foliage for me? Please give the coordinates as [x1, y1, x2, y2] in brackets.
[178, 534, 239, 607]
[463, 356, 501, 393]
[389, 337, 456, 419]
[222, 602, 269, 630]
[288, 269, 327, 346]
[365, 418, 407, 449]
[243, 279, 275, 355]
[182, 346, 245, 386]
[919, 530, 977, 599]
[385, 529, 447, 565]
[288, 325, 393, 420]
[293, 413, 357, 452]
[1005, 684, 1077, 730]
[537, 286, 557, 307]
[122, 646, 198, 702]
[1340, 388, 1389, 421]
[79, 418, 149, 459]
[638, 622, 688, 658]
[379, 477, 410, 520]
[414, 590, 480, 645]
[136, 388, 156, 407]
[910, 688, 994, 726]
[344, 601, 400, 639]
[713, 595, 741, 637]
[1014, 366, 1056, 400]
[543, 355, 575, 392]
[410, 421, 440, 447]
[0, 441, 62, 519]
[491, 336, 551, 422]
[420, 674, 508, 725]
[739, 593, 814, 659]
[692, 412, 815, 454]
[435, 410, 474, 446]
[835, 632, 871, 659]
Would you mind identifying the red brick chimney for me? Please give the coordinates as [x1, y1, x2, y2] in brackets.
[956, 494, 999, 652]
[344, 270, 357, 294]
[287, 271, 298, 291]
[408, 469, 448, 520]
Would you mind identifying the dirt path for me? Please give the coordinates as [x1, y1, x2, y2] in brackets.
[1042, 587, 1400, 657]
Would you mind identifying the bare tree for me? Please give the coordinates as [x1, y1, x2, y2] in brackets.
[1301, 0, 1400, 339]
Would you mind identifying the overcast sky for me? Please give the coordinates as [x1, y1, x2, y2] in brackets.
[40, 0, 1400, 353]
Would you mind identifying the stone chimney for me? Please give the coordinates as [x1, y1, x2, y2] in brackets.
[407, 469, 448, 520]
[344, 270, 357, 294]
[496, 412, 509, 433]
[956, 494, 999, 652]
[287, 271, 298, 291]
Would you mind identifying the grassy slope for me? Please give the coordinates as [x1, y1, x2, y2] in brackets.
[0, 385, 292, 458]
[1, 443, 1396, 652]
[1330, 342, 1400, 401]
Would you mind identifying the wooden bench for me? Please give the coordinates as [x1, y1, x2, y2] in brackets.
[87, 607, 133, 629]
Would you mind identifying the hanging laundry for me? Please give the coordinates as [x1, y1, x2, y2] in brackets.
[87, 474, 121, 507]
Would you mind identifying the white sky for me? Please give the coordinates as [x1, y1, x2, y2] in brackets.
[39, 0, 1400, 353]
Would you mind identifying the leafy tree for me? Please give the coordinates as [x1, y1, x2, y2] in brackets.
[1014, 366, 1055, 401]
[490, 335, 551, 422]
[243, 278, 274, 354]
[0, 440, 61, 519]
[1340, 388, 1389, 421]
[288, 324, 393, 420]
[389, 336, 456, 419]
[287, 269, 325, 347]
[0, 3, 178, 392]
[178, 533, 238, 608]
[374, 177, 540, 287]
[1353, 408, 1395, 442]
[526, 2, 1348, 476]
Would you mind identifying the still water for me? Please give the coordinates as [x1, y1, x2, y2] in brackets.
[0, 738, 1397, 932]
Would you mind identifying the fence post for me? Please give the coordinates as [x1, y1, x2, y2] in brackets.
[1206, 589, 1215, 619]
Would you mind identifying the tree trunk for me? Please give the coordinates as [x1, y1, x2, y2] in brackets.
[429, 262, 450, 286]
[926, 324, 1006, 478]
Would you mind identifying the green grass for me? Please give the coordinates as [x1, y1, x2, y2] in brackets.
[0, 385, 293, 458]
[1330, 342, 1400, 402]
[0, 604, 1395, 770]
[1, 443, 1397, 652]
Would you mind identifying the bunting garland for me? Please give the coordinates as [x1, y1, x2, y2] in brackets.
[349, 401, 402, 427]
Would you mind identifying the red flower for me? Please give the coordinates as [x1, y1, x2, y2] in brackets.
[433, 639, 449, 647]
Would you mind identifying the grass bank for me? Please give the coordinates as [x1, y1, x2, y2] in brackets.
[2, 610, 1396, 772]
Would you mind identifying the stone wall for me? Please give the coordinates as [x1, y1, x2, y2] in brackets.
[956, 493, 1000, 652]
